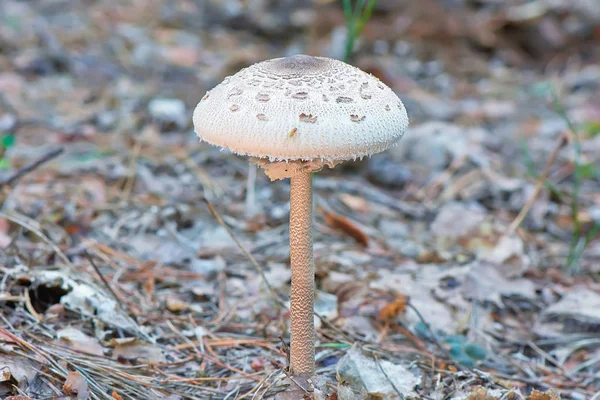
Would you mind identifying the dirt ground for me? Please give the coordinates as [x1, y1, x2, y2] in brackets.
[0, 0, 599, 399]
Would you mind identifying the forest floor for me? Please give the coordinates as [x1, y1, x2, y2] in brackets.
[0, 0, 599, 399]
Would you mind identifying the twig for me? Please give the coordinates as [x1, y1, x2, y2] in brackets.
[166, 319, 261, 382]
[173, 148, 223, 200]
[204, 196, 355, 344]
[238, 370, 277, 400]
[506, 134, 567, 235]
[279, 368, 310, 394]
[0, 211, 73, 268]
[120, 139, 141, 203]
[202, 197, 287, 307]
[23, 289, 43, 322]
[254, 372, 285, 400]
[406, 302, 451, 359]
[85, 251, 137, 321]
[374, 355, 405, 400]
[0, 147, 64, 188]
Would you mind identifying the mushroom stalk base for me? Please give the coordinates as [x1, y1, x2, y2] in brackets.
[289, 172, 315, 378]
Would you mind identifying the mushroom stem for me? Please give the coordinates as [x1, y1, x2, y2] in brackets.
[289, 171, 315, 378]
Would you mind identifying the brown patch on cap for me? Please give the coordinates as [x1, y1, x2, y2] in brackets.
[292, 91, 309, 100]
[299, 113, 318, 123]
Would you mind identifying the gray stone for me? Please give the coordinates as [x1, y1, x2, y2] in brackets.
[336, 346, 420, 400]
[148, 98, 187, 130]
[431, 202, 486, 239]
[391, 122, 469, 171]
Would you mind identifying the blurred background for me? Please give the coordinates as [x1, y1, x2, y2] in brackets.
[0, 1, 599, 399]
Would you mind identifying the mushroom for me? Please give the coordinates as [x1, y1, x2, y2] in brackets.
[192, 55, 408, 378]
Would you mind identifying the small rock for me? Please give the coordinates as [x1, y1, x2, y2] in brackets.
[431, 202, 486, 239]
[391, 122, 470, 171]
[189, 257, 225, 278]
[367, 156, 411, 188]
[336, 346, 420, 399]
[373, 40, 389, 55]
[0, 114, 17, 132]
[397, 241, 422, 258]
[314, 290, 338, 321]
[481, 100, 516, 119]
[425, 101, 457, 121]
[148, 98, 187, 130]
[379, 219, 409, 238]
[462, 262, 537, 307]
[96, 111, 117, 131]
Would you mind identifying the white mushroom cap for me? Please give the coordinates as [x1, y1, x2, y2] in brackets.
[193, 55, 408, 162]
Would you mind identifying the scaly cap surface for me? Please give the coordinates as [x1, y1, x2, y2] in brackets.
[193, 55, 408, 162]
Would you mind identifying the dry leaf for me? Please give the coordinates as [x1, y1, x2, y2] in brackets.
[0, 217, 10, 249]
[528, 389, 560, 400]
[144, 274, 155, 297]
[112, 338, 166, 364]
[467, 387, 500, 400]
[56, 328, 104, 356]
[339, 193, 371, 214]
[379, 294, 408, 321]
[321, 207, 369, 246]
[63, 371, 90, 400]
[112, 390, 123, 400]
[166, 293, 188, 312]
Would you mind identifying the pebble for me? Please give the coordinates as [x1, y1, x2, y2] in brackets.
[148, 98, 187, 130]
[0, 114, 17, 132]
[367, 156, 411, 188]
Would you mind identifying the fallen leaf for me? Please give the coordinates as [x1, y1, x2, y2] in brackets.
[379, 294, 408, 321]
[467, 387, 500, 400]
[166, 293, 188, 312]
[56, 328, 104, 356]
[0, 354, 39, 398]
[112, 338, 166, 364]
[339, 194, 371, 214]
[528, 389, 560, 400]
[463, 262, 536, 307]
[111, 390, 123, 400]
[321, 207, 369, 246]
[0, 369, 19, 398]
[534, 288, 600, 337]
[31, 271, 137, 331]
[63, 371, 90, 400]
